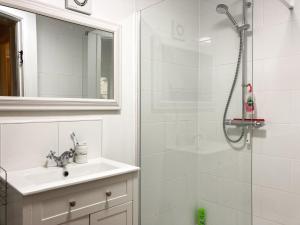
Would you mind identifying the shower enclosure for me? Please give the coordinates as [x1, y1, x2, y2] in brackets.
[140, 0, 254, 225]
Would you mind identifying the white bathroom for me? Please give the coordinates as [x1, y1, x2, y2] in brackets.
[0, 0, 298, 225]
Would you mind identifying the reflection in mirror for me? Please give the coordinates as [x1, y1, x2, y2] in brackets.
[0, 11, 19, 96]
[0, 5, 114, 100]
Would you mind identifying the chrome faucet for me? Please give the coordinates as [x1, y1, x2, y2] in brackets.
[46, 149, 75, 167]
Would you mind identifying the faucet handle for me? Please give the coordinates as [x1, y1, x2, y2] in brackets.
[71, 132, 79, 147]
[68, 149, 74, 158]
[45, 150, 56, 168]
[46, 150, 56, 159]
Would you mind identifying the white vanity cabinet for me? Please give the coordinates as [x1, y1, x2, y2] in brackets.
[7, 174, 134, 225]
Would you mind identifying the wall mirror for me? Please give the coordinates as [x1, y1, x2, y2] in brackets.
[0, 2, 121, 110]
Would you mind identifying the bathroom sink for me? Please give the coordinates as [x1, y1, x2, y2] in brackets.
[5, 158, 139, 196]
[25, 161, 117, 185]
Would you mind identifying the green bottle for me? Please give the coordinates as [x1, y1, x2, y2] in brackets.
[197, 208, 206, 225]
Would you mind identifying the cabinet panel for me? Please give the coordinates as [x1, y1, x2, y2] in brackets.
[90, 202, 132, 225]
[59, 216, 89, 225]
[31, 175, 133, 225]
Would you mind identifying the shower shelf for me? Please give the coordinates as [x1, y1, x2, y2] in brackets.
[225, 118, 265, 128]
[0, 166, 7, 225]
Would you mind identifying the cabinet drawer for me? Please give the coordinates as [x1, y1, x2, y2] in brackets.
[59, 216, 89, 225]
[90, 202, 132, 225]
[31, 175, 133, 225]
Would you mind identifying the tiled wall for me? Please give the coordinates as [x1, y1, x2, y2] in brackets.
[0, 119, 102, 171]
[141, 0, 252, 224]
[140, 0, 200, 224]
[194, 1, 253, 225]
[252, 0, 300, 224]
[141, 0, 300, 224]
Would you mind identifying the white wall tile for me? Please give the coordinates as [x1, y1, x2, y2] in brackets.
[263, 0, 300, 26]
[256, 91, 293, 124]
[141, 122, 166, 156]
[253, 154, 291, 191]
[217, 178, 251, 213]
[263, 56, 300, 91]
[253, 217, 283, 225]
[135, 0, 164, 11]
[260, 187, 300, 225]
[0, 122, 58, 171]
[252, 60, 265, 92]
[253, 0, 264, 29]
[291, 91, 300, 124]
[254, 23, 291, 59]
[291, 160, 300, 195]
[0, 119, 103, 171]
[197, 173, 218, 203]
[253, 185, 263, 217]
[253, 124, 300, 159]
[252, 0, 300, 223]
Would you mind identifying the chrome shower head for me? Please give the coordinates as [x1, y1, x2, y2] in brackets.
[216, 3, 239, 28]
[216, 4, 228, 14]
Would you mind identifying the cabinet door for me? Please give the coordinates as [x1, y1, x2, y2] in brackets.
[90, 202, 132, 225]
[59, 216, 89, 225]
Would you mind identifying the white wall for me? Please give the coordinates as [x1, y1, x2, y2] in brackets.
[0, 118, 102, 171]
[252, 0, 300, 225]
[3, 1, 299, 225]
[0, 2, 138, 225]
[0, 0, 138, 166]
[30, 0, 135, 23]
[0, 1, 139, 224]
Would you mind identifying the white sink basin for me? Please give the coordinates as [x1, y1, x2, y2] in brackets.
[25, 162, 117, 185]
[6, 158, 139, 196]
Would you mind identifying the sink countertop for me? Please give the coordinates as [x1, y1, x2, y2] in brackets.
[5, 158, 139, 196]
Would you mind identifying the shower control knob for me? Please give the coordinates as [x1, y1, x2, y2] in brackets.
[106, 191, 112, 197]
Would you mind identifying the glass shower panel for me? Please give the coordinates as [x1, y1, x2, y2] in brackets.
[140, 0, 253, 225]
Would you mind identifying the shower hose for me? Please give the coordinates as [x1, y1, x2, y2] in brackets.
[222, 31, 245, 143]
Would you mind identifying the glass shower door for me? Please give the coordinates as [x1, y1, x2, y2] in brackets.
[140, 0, 253, 225]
